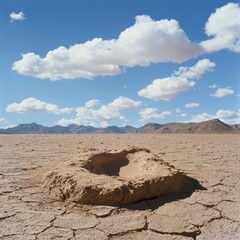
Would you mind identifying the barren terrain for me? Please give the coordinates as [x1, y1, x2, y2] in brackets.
[0, 134, 240, 239]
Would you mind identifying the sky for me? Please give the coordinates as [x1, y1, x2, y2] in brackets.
[0, 0, 240, 128]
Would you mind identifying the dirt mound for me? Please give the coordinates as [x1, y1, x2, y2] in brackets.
[42, 147, 196, 205]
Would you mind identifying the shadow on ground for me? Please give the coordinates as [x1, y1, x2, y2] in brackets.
[120, 176, 207, 211]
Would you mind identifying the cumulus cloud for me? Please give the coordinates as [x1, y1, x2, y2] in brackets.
[6, 97, 73, 114]
[174, 59, 215, 79]
[210, 87, 234, 97]
[108, 96, 142, 110]
[138, 77, 195, 101]
[10, 12, 26, 22]
[209, 84, 217, 89]
[13, 15, 202, 80]
[85, 99, 100, 108]
[74, 105, 124, 125]
[138, 59, 215, 101]
[11, 3, 240, 80]
[200, 3, 240, 52]
[176, 108, 182, 113]
[190, 113, 213, 122]
[139, 108, 171, 122]
[189, 109, 240, 124]
[57, 96, 141, 127]
[216, 109, 239, 119]
[0, 118, 10, 128]
[185, 102, 200, 108]
[0, 118, 8, 124]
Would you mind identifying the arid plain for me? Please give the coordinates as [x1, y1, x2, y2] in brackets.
[0, 134, 240, 239]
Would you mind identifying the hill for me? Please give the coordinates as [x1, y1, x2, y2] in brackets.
[160, 119, 234, 134]
[0, 119, 238, 134]
[134, 123, 165, 133]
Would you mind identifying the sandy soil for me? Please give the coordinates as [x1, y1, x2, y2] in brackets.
[0, 134, 240, 239]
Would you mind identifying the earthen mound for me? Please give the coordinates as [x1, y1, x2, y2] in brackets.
[42, 147, 196, 205]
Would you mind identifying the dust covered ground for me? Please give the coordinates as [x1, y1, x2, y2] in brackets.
[0, 134, 240, 239]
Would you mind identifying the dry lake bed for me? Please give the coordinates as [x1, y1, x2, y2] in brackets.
[0, 134, 240, 239]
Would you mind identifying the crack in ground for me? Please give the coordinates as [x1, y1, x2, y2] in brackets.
[0, 190, 15, 196]
[189, 199, 239, 224]
[212, 206, 240, 224]
[0, 213, 16, 221]
[149, 228, 199, 239]
[35, 215, 57, 239]
[87, 208, 115, 218]
[100, 214, 149, 238]
[1, 234, 37, 240]
[0, 173, 5, 179]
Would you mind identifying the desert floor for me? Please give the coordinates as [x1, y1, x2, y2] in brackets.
[0, 134, 240, 240]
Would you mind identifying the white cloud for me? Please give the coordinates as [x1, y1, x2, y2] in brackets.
[85, 99, 100, 108]
[10, 12, 26, 22]
[1, 124, 18, 129]
[200, 3, 240, 52]
[174, 59, 215, 79]
[216, 109, 239, 119]
[13, 15, 202, 80]
[180, 113, 187, 117]
[108, 96, 142, 110]
[188, 109, 240, 124]
[11, 4, 240, 81]
[0, 118, 10, 128]
[75, 105, 124, 125]
[138, 59, 215, 101]
[138, 77, 195, 101]
[185, 102, 200, 108]
[209, 84, 217, 89]
[6, 97, 73, 114]
[190, 113, 214, 122]
[0, 117, 9, 126]
[139, 108, 171, 122]
[0, 118, 6, 123]
[57, 96, 141, 127]
[210, 87, 234, 97]
[176, 108, 182, 113]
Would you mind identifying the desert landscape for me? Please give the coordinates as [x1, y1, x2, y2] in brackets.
[0, 133, 240, 239]
[1, 1, 240, 239]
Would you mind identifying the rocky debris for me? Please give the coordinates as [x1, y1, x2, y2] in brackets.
[42, 147, 196, 205]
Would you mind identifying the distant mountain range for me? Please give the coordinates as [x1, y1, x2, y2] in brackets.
[0, 119, 239, 134]
[134, 119, 237, 134]
[0, 123, 136, 134]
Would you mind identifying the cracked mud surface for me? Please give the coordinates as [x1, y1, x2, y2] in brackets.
[0, 134, 240, 239]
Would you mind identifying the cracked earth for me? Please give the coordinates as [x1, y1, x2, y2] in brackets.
[0, 134, 239, 239]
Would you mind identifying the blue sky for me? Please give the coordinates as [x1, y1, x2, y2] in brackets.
[0, 0, 239, 128]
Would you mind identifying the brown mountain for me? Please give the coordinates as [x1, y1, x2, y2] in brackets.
[0, 123, 136, 134]
[231, 124, 240, 130]
[0, 119, 238, 134]
[136, 119, 236, 134]
[134, 123, 165, 133]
